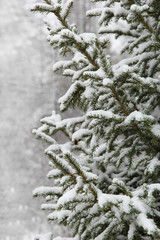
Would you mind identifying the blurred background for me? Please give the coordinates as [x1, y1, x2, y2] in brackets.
[0, 1, 120, 239]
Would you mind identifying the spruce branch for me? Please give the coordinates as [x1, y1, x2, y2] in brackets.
[64, 152, 97, 197]
[128, 0, 160, 43]
[45, 151, 76, 183]
[32, 1, 160, 238]
[32, 1, 160, 152]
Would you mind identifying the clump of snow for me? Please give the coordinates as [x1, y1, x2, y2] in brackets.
[58, 81, 83, 111]
[137, 213, 156, 235]
[61, 0, 74, 18]
[103, 78, 113, 86]
[87, 110, 122, 120]
[97, 190, 130, 213]
[131, 196, 147, 214]
[41, 111, 61, 125]
[148, 184, 160, 199]
[84, 68, 106, 79]
[33, 186, 62, 197]
[57, 188, 77, 206]
[130, 4, 149, 12]
[151, 124, 160, 137]
[53, 61, 68, 72]
[48, 210, 71, 221]
[125, 111, 154, 124]
[72, 52, 86, 63]
[72, 129, 91, 141]
[128, 223, 136, 240]
[113, 63, 132, 77]
[83, 86, 95, 98]
[80, 33, 97, 43]
[47, 169, 62, 178]
[146, 157, 160, 174]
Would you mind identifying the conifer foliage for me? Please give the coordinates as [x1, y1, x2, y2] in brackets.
[32, 0, 160, 239]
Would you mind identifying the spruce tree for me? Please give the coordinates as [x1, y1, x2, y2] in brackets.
[32, 0, 160, 239]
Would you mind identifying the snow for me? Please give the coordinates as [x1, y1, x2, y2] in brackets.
[148, 59, 158, 77]
[41, 111, 61, 125]
[55, 116, 85, 129]
[128, 223, 136, 240]
[131, 73, 159, 85]
[33, 186, 62, 197]
[117, 147, 132, 163]
[60, 29, 83, 45]
[99, 20, 130, 35]
[61, 0, 74, 17]
[80, 33, 97, 43]
[98, 186, 153, 217]
[85, 171, 98, 181]
[47, 169, 62, 178]
[72, 65, 93, 80]
[148, 184, 160, 199]
[97, 4, 128, 26]
[63, 69, 75, 76]
[41, 204, 57, 210]
[48, 210, 71, 221]
[97, 190, 130, 213]
[45, 144, 61, 154]
[49, 35, 60, 44]
[53, 61, 68, 72]
[131, 197, 147, 214]
[58, 81, 83, 111]
[103, 78, 113, 86]
[84, 68, 106, 79]
[146, 157, 160, 174]
[112, 2, 128, 16]
[87, 110, 121, 120]
[151, 124, 160, 137]
[130, 4, 149, 13]
[139, 52, 156, 63]
[125, 111, 154, 124]
[137, 213, 156, 235]
[72, 52, 86, 63]
[95, 143, 106, 155]
[83, 86, 95, 98]
[86, 8, 102, 17]
[113, 63, 132, 77]
[135, 41, 152, 55]
[72, 129, 91, 141]
[33, 128, 56, 144]
[57, 188, 77, 206]
[51, 2, 61, 9]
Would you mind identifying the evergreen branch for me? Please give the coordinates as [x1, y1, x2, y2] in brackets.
[129, 0, 160, 43]
[35, 2, 160, 152]
[64, 152, 97, 197]
[49, 8, 98, 68]
[32, 1, 160, 238]
[95, 42, 160, 151]
[33, 1, 160, 151]
[45, 151, 76, 183]
[99, 29, 139, 38]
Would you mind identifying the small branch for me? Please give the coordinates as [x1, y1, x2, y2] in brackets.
[64, 154, 97, 197]
[36, 3, 160, 151]
[128, 0, 160, 42]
